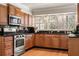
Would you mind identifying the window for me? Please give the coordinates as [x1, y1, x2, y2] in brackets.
[48, 15, 58, 29]
[33, 13, 76, 31]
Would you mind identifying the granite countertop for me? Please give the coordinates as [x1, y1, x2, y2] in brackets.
[35, 31, 68, 35]
[0, 32, 34, 36]
[35, 33, 67, 35]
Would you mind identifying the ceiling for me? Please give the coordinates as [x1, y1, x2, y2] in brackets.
[22, 3, 76, 10]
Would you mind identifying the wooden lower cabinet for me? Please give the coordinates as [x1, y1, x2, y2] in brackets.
[60, 35, 68, 49]
[34, 34, 45, 47]
[68, 38, 79, 56]
[8, 4, 16, 16]
[0, 36, 13, 56]
[0, 4, 8, 25]
[44, 35, 51, 47]
[51, 35, 60, 48]
[25, 34, 34, 49]
[2, 48, 13, 56]
[34, 34, 68, 49]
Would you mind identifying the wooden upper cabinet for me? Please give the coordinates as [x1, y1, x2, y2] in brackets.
[0, 4, 8, 25]
[20, 12, 25, 26]
[8, 4, 30, 26]
[77, 3, 79, 23]
[9, 4, 25, 26]
[9, 4, 21, 17]
[24, 13, 29, 27]
[15, 7, 21, 17]
[9, 4, 16, 16]
[15, 8, 25, 26]
[29, 15, 33, 26]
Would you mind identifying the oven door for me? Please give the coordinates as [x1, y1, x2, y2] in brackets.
[16, 39, 24, 47]
[14, 38, 25, 56]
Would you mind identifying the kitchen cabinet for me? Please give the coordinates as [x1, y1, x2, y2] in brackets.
[20, 12, 25, 26]
[15, 8, 25, 26]
[77, 3, 79, 23]
[8, 4, 25, 26]
[2, 48, 13, 56]
[68, 38, 79, 56]
[0, 36, 13, 56]
[34, 34, 68, 49]
[34, 34, 40, 46]
[60, 35, 68, 49]
[25, 34, 34, 49]
[24, 13, 29, 27]
[35, 34, 60, 48]
[34, 34, 45, 47]
[51, 35, 60, 48]
[0, 36, 3, 55]
[0, 4, 8, 25]
[8, 4, 16, 16]
[15, 7, 21, 17]
[44, 34, 52, 47]
[29, 15, 33, 26]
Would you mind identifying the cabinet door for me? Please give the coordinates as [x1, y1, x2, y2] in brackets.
[16, 9, 25, 26]
[15, 7, 21, 17]
[77, 4, 79, 23]
[68, 38, 79, 56]
[24, 14, 29, 27]
[25, 35, 34, 49]
[2, 48, 13, 56]
[52, 35, 60, 48]
[0, 5, 8, 25]
[25, 35, 29, 49]
[0, 36, 4, 56]
[29, 15, 33, 26]
[3, 36, 13, 56]
[9, 4, 16, 16]
[35, 34, 45, 47]
[60, 35, 68, 49]
[34, 34, 40, 46]
[20, 12, 25, 26]
[44, 34, 52, 47]
[39, 34, 45, 47]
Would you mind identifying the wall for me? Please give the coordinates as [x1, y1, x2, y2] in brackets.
[32, 4, 76, 15]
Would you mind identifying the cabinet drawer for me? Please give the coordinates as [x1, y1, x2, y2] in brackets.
[4, 37, 13, 41]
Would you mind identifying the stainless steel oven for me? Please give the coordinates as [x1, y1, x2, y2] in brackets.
[9, 16, 21, 26]
[14, 34, 25, 56]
